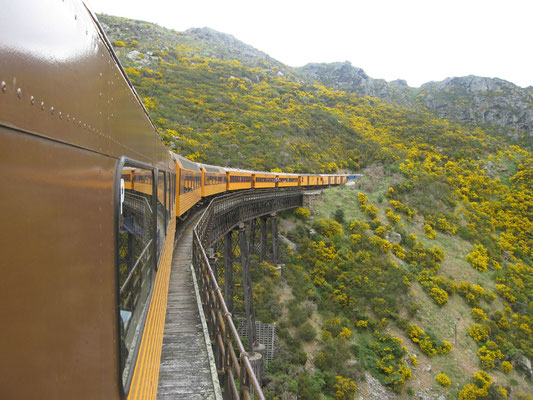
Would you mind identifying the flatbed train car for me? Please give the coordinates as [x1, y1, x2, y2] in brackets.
[0, 1, 348, 399]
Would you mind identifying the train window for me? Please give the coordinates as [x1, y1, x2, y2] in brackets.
[157, 170, 166, 260]
[117, 162, 155, 392]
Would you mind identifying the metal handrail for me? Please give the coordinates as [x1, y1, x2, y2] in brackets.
[192, 188, 307, 399]
[120, 238, 153, 295]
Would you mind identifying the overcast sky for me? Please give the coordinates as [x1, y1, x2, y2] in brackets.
[87, 0, 532, 88]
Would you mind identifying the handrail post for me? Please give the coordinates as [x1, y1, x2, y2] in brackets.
[224, 231, 234, 314]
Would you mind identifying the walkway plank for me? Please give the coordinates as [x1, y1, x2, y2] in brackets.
[157, 225, 219, 399]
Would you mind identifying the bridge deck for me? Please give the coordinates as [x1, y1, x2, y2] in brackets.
[157, 223, 220, 399]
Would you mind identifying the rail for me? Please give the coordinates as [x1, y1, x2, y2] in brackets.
[192, 189, 305, 399]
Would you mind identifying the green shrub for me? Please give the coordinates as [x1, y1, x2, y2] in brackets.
[297, 323, 317, 342]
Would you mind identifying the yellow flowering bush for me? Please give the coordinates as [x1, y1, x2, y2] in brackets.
[392, 243, 406, 259]
[501, 361, 513, 373]
[356, 320, 368, 328]
[294, 207, 310, 219]
[466, 244, 489, 272]
[386, 208, 401, 225]
[468, 324, 490, 343]
[477, 345, 503, 369]
[375, 225, 387, 238]
[471, 308, 487, 322]
[334, 376, 357, 400]
[436, 373, 451, 387]
[339, 327, 352, 339]
[424, 224, 437, 239]
[430, 287, 449, 305]
[408, 354, 418, 367]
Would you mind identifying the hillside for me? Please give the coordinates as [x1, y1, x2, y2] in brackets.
[298, 62, 533, 143]
[97, 14, 532, 399]
[99, 14, 532, 146]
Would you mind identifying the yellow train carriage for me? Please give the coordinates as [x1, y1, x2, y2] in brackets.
[225, 168, 253, 191]
[253, 172, 277, 189]
[200, 163, 227, 197]
[121, 168, 134, 190]
[318, 175, 328, 186]
[277, 173, 299, 188]
[308, 175, 320, 186]
[133, 169, 154, 196]
[172, 153, 202, 217]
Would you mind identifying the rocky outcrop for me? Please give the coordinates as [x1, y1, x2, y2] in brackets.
[358, 373, 397, 400]
[297, 62, 532, 139]
[181, 27, 294, 76]
[297, 61, 413, 106]
[419, 76, 533, 139]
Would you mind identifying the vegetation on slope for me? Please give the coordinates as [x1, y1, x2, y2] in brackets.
[101, 14, 503, 173]
[256, 152, 531, 399]
[99, 14, 532, 399]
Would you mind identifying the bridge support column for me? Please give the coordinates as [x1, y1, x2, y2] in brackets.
[239, 223, 257, 353]
[271, 213, 279, 265]
[249, 219, 256, 256]
[260, 217, 267, 262]
[224, 231, 233, 314]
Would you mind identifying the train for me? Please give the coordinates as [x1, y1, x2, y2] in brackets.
[124, 152, 347, 219]
[0, 1, 347, 399]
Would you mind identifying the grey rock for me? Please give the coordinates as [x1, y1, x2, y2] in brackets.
[297, 61, 533, 138]
[363, 373, 397, 400]
[515, 354, 533, 378]
[419, 76, 533, 138]
[388, 232, 402, 244]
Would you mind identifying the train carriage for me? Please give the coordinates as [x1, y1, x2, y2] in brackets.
[122, 168, 134, 190]
[253, 172, 277, 189]
[200, 163, 227, 197]
[308, 175, 320, 186]
[225, 168, 254, 191]
[277, 173, 299, 187]
[173, 153, 202, 217]
[0, 1, 177, 398]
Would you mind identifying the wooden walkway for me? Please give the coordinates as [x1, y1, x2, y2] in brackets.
[157, 223, 221, 399]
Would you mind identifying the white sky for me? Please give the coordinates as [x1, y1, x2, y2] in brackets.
[87, 0, 533, 88]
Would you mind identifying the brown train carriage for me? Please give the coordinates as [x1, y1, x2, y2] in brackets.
[225, 168, 254, 191]
[200, 163, 227, 197]
[0, 1, 177, 399]
[253, 172, 277, 189]
[173, 153, 202, 217]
